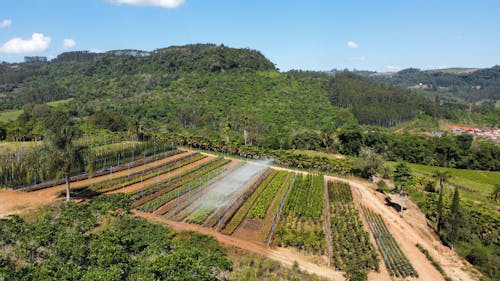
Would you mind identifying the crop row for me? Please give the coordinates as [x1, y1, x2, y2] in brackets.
[180, 164, 266, 225]
[275, 174, 325, 254]
[221, 170, 280, 234]
[131, 157, 230, 203]
[162, 161, 245, 220]
[327, 181, 378, 279]
[361, 206, 418, 278]
[283, 174, 323, 219]
[93, 153, 205, 193]
[247, 171, 289, 219]
[263, 173, 294, 245]
[136, 158, 231, 213]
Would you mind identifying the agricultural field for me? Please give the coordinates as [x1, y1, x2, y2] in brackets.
[361, 206, 418, 279]
[2, 146, 481, 281]
[275, 174, 326, 255]
[326, 181, 379, 278]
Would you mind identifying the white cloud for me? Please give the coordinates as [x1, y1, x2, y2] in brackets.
[90, 48, 103, 53]
[63, 38, 76, 49]
[0, 19, 12, 28]
[386, 65, 401, 71]
[0, 33, 51, 54]
[347, 41, 358, 49]
[108, 0, 185, 8]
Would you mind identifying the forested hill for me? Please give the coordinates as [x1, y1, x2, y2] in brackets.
[0, 43, 481, 146]
[0, 44, 275, 110]
[361, 66, 500, 103]
[328, 72, 437, 127]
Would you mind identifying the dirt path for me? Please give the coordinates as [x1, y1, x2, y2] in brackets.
[0, 152, 192, 218]
[326, 176, 480, 281]
[134, 210, 345, 281]
[106, 155, 214, 195]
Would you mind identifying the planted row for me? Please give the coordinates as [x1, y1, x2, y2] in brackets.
[221, 170, 279, 234]
[136, 158, 231, 213]
[131, 157, 229, 203]
[94, 153, 205, 193]
[247, 171, 289, 219]
[275, 174, 325, 254]
[327, 181, 378, 280]
[361, 206, 418, 278]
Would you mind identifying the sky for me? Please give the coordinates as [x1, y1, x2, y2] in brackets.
[0, 0, 499, 71]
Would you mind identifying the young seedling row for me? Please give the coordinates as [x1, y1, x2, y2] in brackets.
[361, 205, 418, 278]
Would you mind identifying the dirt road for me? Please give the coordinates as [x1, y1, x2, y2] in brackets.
[326, 176, 480, 281]
[0, 152, 192, 218]
[134, 210, 345, 281]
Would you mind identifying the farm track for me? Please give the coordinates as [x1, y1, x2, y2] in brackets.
[327, 175, 478, 281]
[0, 152, 193, 217]
[106, 155, 215, 195]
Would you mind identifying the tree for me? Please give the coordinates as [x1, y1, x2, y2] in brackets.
[490, 184, 500, 203]
[433, 170, 451, 233]
[0, 124, 6, 140]
[46, 125, 87, 201]
[338, 127, 363, 155]
[393, 162, 413, 193]
[448, 186, 461, 247]
[352, 147, 383, 179]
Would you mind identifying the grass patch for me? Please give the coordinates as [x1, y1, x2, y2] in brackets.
[0, 98, 73, 123]
[0, 109, 23, 123]
[386, 161, 499, 203]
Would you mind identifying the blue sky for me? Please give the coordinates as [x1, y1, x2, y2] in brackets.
[1, 0, 499, 71]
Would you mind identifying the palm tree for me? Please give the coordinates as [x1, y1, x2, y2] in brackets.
[432, 170, 451, 233]
[46, 126, 87, 201]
